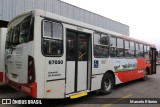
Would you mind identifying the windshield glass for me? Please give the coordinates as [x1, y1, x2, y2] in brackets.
[6, 14, 34, 49]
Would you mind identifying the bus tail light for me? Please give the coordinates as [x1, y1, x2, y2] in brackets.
[28, 56, 35, 83]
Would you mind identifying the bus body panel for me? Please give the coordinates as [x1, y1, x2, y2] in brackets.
[91, 74, 103, 91]
[44, 56, 66, 98]
[66, 61, 75, 93]
[91, 58, 115, 91]
[33, 15, 45, 98]
[6, 43, 32, 83]
[0, 28, 7, 83]
[45, 80, 65, 98]
[45, 57, 65, 81]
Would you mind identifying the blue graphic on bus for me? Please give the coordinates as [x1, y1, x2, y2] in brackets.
[94, 60, 99, 68]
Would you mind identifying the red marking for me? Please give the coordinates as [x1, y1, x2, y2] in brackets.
[117, 70, 145, 82]
[137, 58, 146, 69]
[116, 58, 152, 82]
[47, 90, 51, 92]
[0, 72, 3, 82]
[6, 75, 37, 98]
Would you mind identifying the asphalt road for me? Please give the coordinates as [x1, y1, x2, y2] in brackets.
[0, 65, 160, 107]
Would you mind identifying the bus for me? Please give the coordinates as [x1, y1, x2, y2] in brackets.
[5, 9, 157, 99]
[0, 28, 7, 84]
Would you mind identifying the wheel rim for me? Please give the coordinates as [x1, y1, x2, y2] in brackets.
[104, 79, 111, 91]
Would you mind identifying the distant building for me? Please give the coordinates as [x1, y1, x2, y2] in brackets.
[0, 0, 129, 35]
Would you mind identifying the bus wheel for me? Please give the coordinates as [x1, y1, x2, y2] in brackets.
[100, 73, 114, 95]
[142, 69, 148, 81]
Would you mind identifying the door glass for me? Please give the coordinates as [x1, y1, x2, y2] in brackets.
[66, 32, 76, 61]
[78, 34, 88, 61]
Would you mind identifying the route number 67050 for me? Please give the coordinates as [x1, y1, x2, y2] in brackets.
[48, 60, 63, 64]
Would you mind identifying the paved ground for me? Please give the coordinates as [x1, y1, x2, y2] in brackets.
[0, 65, 160, 107]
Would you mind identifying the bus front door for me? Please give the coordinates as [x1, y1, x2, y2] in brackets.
[151, 48, 156, 74]
[66, 30, 90, 94]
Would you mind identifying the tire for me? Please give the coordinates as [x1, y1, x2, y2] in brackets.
[100, 73, 114, 95]
[142, 69, 148, 81]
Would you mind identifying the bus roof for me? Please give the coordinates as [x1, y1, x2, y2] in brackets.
[121, 35, 156, 48]
[8, 9, 156, 49]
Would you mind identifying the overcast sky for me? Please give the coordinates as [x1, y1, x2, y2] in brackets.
[61, 0, 160, 50]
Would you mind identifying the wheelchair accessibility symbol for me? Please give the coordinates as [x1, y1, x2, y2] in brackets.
[94, 60, 99, 68]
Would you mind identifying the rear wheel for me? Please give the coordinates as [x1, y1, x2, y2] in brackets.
[142, 69, 148, 81]
[100, 73, 114, 95]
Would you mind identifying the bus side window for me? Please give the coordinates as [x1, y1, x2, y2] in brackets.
[116, 48, 124, 57]
[94, 33, 109, 58]
[110, 36, 117, 57]
[43, 21, 63, 56]
[139, 44, 144, 57]
[130, 41, 135, 57]
[135, 43, 139, 57]
[43, 39, 49, 55]
[20, 16, 31, 43]
[13, 25, 20, 45]
[124, 40, 130, 57]
[116, 38, 124, 57]
[6, 31, 11, 49]
[44, 21, 52, 37]
[144, 45, 150, 58]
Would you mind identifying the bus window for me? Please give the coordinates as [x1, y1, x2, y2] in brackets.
[44, 21, 52, 38]
[19, 16, 31, 43]
[110, 47, 116, 57]
[66, 32, 76, 61]
[5, 33, 9, 49]
[139, 44, 144, 57]
[94, 33, 109, 58]
[94, 45, 109, 57]
[9, 29, 13, 45]
[78, 34, 88, 61]
[125, 40, 130, 57]
[53, 22, 63, 39]
[130, 41, 135, 57]
[135, 43, 139, 57]
[99, 34, 109, 45]
[94, 33, 100, 44]
[117, 48, 124, 57]
[13, 25, 20, 45]
[43, 21, 63, 56]
[43, 39, 63, 55]
[130, 41, 135, 50]
[125, 40, 129, 49]
[144, 45, 149, 58]
[110, 36, 117, 57]
[116, 38, 124, 57]
[110, 36, 116, 47]
[124, 41, 135, 57]
[117, 38, 123, 48]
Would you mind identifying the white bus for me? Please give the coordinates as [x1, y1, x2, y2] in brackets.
[0, 28, 7, 84]
[5, 9, 157, 98]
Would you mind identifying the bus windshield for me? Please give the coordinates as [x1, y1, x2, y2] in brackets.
[6, 14, 34, 49]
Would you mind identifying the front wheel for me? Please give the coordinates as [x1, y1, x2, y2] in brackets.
[100, 73, 114, 95]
